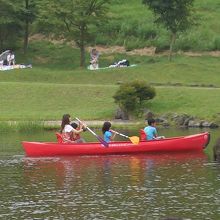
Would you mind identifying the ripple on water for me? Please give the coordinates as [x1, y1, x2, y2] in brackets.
[0, 154, 220, 219]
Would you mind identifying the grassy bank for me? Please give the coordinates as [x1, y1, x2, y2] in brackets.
[1, 45, 220, 87]
[1, 41, 220, 124]
[1, 81, 220, 122]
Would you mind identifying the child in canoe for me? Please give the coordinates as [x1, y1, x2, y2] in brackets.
[70, 122, 86, 143]
[144, 118, 165, 141]
[61, 114, 86, 143]
[102, 121, 116, 143]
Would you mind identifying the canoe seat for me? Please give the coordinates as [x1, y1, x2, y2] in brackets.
[140, 129, 147, 141]
[55, 132, 63, 143]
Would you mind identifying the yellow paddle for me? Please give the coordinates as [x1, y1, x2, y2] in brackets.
[111, 130, 140, 145]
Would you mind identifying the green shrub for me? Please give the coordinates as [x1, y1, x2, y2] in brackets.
[125, 37, 147, 51]
[113, 81, 156, 117]
[175, 32, 198, 51]
[213, 37, 220, 50]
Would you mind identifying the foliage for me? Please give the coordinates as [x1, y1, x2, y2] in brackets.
[113, 85, 137, 113]
[20, 0, 38, 53]
[213, 37, 220, 51]
[142, 0, 195, 60]
[142, 0, 195, 34]
[37, 0, 110, 67]
[0, 0, 22, 51]
[113, 81, 156, 117]
[1, 1, 220, 53]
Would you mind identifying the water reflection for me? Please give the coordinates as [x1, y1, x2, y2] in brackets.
[0, 152, 219, 219]
[20, 152, 219, 220]
[23, 152, 208, 188]
[213, 137, 220, 162]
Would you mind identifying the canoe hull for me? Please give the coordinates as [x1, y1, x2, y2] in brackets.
[22, 132, 210, 157]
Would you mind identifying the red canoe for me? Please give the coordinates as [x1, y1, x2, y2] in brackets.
[22, 132, 210, 157]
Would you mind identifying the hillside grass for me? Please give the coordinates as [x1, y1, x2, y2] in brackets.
[1, 42, 220, 87]
[1, 82, 220, 121]
[96, 0, 220, 51]
[1, 40, 220, 123]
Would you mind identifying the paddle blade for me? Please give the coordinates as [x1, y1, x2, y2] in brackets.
[129, 136, 140, 145]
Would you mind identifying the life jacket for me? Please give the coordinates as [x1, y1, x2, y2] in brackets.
[70, 128, 81, 141]
[56, 132, 63, 143]
[140, 129, 147, 141]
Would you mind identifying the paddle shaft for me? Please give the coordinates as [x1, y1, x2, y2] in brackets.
[111, 130, 129, 139]
[75, 118, 108, 147]
[111, 129, 140, 145]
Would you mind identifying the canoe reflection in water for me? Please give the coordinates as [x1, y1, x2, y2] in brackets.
[23, 151, 208, 189]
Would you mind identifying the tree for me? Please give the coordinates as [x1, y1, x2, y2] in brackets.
[143, 0, 195, 60]
[20, 0, 37, 53]
[113, 81, 156, 118]
[0, 0, 22, 51]
[38, 0, 110, 67]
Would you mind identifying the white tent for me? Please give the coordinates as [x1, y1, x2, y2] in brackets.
[0, 50, 10, 63]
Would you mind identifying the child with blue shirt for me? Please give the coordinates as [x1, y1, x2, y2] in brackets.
[102, 121, 116, 143]
[144, 118, 164, 140]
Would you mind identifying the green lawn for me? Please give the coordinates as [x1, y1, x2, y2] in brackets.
[1, 54, 220, 87]
[1, 40, 220, 123]
[0, 82, 116, 121]
[1, 80, 220, 122]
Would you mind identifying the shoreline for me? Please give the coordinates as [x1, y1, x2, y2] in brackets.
[0, 120, 143, 128]
[1, 119, 219, 129]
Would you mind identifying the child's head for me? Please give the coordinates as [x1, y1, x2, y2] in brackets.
[147, 118, 156, 126]
[102, 121, 112, 134]
[71, 122, 78, 129]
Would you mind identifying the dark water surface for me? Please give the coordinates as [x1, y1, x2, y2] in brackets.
[0, 128, 220, 219]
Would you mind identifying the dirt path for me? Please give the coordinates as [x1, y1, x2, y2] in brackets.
[88, 45, 220, 57]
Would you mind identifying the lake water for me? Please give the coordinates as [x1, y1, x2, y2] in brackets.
[0, 128, 220, 220]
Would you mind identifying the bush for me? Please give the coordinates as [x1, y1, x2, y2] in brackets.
[124, 37, 147, 51]
[113, 81, 156, 118]
[213, 37, 220, 50]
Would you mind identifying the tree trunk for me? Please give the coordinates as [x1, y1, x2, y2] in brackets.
[80, 45, 85, 67]
[23, 0, 29, 54]
[169, 32, 176, 61]
[0, 29, 3, 51]
[79, 25, 86, 67]
[0, 38, 3, 52]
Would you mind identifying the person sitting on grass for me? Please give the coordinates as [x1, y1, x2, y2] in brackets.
[61, 114, 86, 143]
[90, 48, 99, 70]
[144, 118, 165, 141]
[102, 121, 116, 143]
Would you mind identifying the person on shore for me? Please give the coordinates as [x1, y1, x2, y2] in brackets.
[144, 118, 165, 141]
[7, 51, 15, 66]
[89, 48, 99, 70]
[102, 121, 116, 143]
[60, 114, 86, 143]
